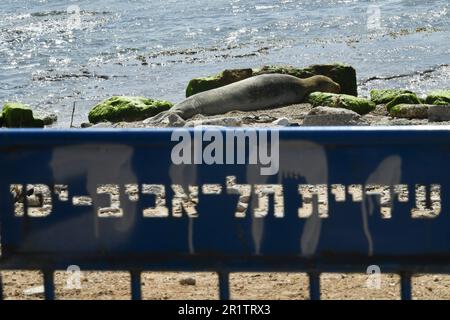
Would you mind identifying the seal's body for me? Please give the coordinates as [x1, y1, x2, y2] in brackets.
[147, 74, 341, 122]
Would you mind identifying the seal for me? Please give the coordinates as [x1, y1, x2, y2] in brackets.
[145, 74, 341, 123]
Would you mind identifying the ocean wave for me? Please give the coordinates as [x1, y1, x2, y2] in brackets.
[359, 64, 450, 98]
[360, 64, 449, 84]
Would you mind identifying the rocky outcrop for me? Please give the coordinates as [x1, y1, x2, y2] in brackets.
[34, 111, 58, 125]
[370, 89, 414, 104]
[307, 92, 375, 115]
[88, 96, 173, 124]
[427, 105, 450, 122]
[385, 93, 422, 112]
[1, 103, 44, 128]
[426, 90, 450, 106]
[389, 104, 430, 119]
[303, 106, 366, 126]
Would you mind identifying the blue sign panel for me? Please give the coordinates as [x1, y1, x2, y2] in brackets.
[0, 127, 449, 273]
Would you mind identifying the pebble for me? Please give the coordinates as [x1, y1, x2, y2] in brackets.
[23, 285, 45, 296]
[179, 277, 196, 286]
[272, 117, 290, 126]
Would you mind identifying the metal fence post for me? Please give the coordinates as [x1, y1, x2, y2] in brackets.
[309, 272, 321, 300]
[43, 270, 55, 300]
[218, 271, 230, 300]
[400, 272, 412, 300]
[130, 270, 142, 300]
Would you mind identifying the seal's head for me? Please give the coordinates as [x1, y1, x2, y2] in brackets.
[308, 75, 341, 94]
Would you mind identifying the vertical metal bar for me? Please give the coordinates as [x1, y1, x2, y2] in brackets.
[308, 272, 321, 300]
[0, 273, 3, 300]
[400, 272, 412, 300]
[43, 270, 55, 300]
[218, 271, 230, 300]
[130, 270, 142, 300]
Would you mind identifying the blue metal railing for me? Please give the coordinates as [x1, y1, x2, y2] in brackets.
[0, 270, 418, 300]
[1, 127, 450, 300]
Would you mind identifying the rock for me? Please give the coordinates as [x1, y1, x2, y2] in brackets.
[186, 63, 357, 97]
[160, 113, 185, 127]
[389, 104, 430, 119]
[385, 93, 422, 112]
[90, 122, 114, 128]
[136, 55, 149, 66]
[35, 112, 58, 125]
[184, 117, 242, 127]
[88, 96, 173, 124]
[42, 114, 57, 125]
[185, 125, 227, 130]
[428, 105, 450, 122]
[1, 102, 44, 128]
[242, 115, 277, 124]
[303, 106, 365, 126]
[388, 118, 420, 126]
[272, 117, 290, 126]
[370, 89, 414, 104]
[142, 112, 185, 127]
[81, 122, 93, 128]
[308, 106, 359, 116]
[179, 278, 196, 286]
[426, 90, 450, 106]
[23, 285, 45, 296]
[307, 92, 375, 115]
[186, 69, 253, 97]
[371, 117, 425, 126]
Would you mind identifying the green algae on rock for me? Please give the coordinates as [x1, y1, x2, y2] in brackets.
[385, 93, 422, 111]
[307, 92, 375, 115]
[186, 63, 357, 97]
[1, 102, 44, 128]
[426, 90, 450, 105]
[370, 89, 414, 104]
[88, 96, 173, 124]
[389, 104, 430, 119]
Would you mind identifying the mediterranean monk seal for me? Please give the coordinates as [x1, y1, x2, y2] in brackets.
[145, 74, 341, 123]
